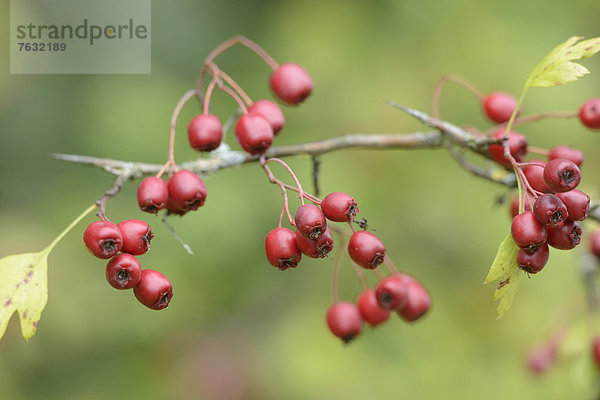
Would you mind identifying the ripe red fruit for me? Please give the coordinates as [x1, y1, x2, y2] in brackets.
[357, 289, 391, 327]
[527, 344, 557, 375]
[235, 113, 274, 155]
[543, 158, 581, 193]
[117, 219, 153, 255]
[265, 228, 302, 270]
[593, 336, 600, 369]
[483, 92, 518, 123]
[590, 230, 600, 259]
[579, 98, 600, 129]
[488, 129, 528, 167]
[532, 194, 568, 227]
[348, 231, 386, 269]
[397, 280, 431, 322]
[133, 269, 173, 310]
[546, 220, 582, 250]
[556, 189, 590, 221]
[295, 228, 333, 258]
[522, 160, 551, 193]
[187, 114, 223, 152]
[167, 170, 207, 212]
[295, 204, 327, 239]
[375, 274, 411, 310]
[326, 302, 362, 343]
[320, 192, 358, 222]
[247, 99, 285, 135]
[106, 253, 142, 289]
[270, 62, 313, 105]
[517, 244, 549, 274]
[137, 177, 168, 214]
[83, 221, 123, 259]
[548, 145, 584, 167]
[511, 211, 547, 249]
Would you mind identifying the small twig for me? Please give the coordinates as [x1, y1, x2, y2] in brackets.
[311, 155, 321, 197]
[95, 173, 129, 221]
[161, 215, 195, 255]
[446, 146, 517, 187]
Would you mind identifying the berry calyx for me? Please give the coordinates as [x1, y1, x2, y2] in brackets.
[106, 253, 142, 289]
[320, 192, 358, 222]
[270, 63, 313, 105]
[543, 158, 581, 193]
[357, 289, 391, 327]
[517, 244, 549, 274]
[117, 219, 153, 255]
[133, 269, 173, 310]
[265, 228, 302, 270]
[348, 231, 386, 269]
[546, 220, 582, 250]
[137, 177, 168, 214]
[482, 92, 518, 124]
[247, 99, 285, 135]
[532, 194, 568, 227]
[488, 130, 528, 167]
[375, 274, 411, 310]
[235, 113, 274, 155]
[397, 280, 431, 322]
[510, 211, 547, 249]
[548, 145, 584, 167]
[295, 228, 333, 258]
[326, 302, 362, 343]
[187, 114, 223, 152]
[295, 204, 327, 239]
[522, 160, 551, 193]
[83, 221, 123, 259]
[556, 189, 590, 221]
[579, 98, 600, 129]
[167, 170, 207, 212]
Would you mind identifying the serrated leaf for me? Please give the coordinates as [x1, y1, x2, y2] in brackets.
[484, 234, 521, 318]
[525, 36, 600, 88]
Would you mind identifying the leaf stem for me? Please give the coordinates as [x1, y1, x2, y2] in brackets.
[46, 203, 97, 253]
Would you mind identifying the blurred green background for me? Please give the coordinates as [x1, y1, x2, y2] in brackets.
[1, 0, 600, 399]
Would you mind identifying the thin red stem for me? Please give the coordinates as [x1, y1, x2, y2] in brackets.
[203, 76, 219, 115]
[383, 255, 399, 275]
[431, 74, 485, 119]
[263, 158, 306, 205]
[206, 62, 253, 106]
[527, 146, 550, 157]
[218, 84, 247, 113]
[164, 89, 200, 176]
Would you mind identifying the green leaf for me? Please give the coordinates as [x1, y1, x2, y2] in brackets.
[484, 234, 521, 319]
[525, 36, 600, 88]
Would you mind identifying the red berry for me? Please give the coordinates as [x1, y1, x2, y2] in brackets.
[397, 280, 431, 322]
[117, 219, 153, 255]
[590, 230, 600, 259]
[511, 211, 547, 249]
[133, 269, 173, 310]
[517, 244, 549, 274]
[527, 344, 557, 375]
[247, 99, 285, 135]
[483, 92, 518, 123]
[375, 274, 411, 310]
[348, 231, 386, 269]
[106, 253, 142, 289]
[556, 189, 590, 221]
[165, 196, 187, 216]
[488, 129, 527, 167]
[295, 228, 333, 258]
[326, 302, 362, 343]
[522, 160, 551, 193]
[270, 63, 313, 105]
[579, 98, 600, 129]
[357, 289, 391, 327]
[137, 177, 168, 214]
[167, 170, 207, 212]
[295, 204, 327, 239]
[543, 158, 581, 193]
[320, 192, 358, 222]
[83, 221, 123, 259]
[546, 220, 582, 250]
[548, 145, 584, 167]
[532, 194, 568, 227]
[265, 228, 302, 270]
[235, 113, 274, 155]
[593, 336, 600, 369]
[187, 114, 223, 152]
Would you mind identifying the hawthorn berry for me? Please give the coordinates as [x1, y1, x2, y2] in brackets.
[326, 302, 362, 343]
[522, 160, 551, 193]
[375, 274, 410, 310]
[590, 230, 600, 259]
[348, 231, 386, 269]
[106, 253, 142, 290]
[117, 219, 153, 255]
[134, 269, 173, 310]
[548, 145, 584, 167]
[593, 336, 600, 369]
[488, 129, 527, 167]
[137, 177, 168, 214]
[543, 158, 581, 193]
[579, 98, 600, 129]
[295, 204, 327, 239]
[167, 170, 207, 212]
[235, 113, 274, 155]
[482, 92, 518, 123]
[356, 289, 391, 327]
[517, 244, 549, 274]
[247, 99, 285, 135]
[397, 280, 431, 322]
[510, 211, 547, 249]
[546, 220, 582, 250]
[295, 228, 333, 258]
[270, 63, 313, 105]
[187, 114, 223, 152]
[320, 192, 358, 222]
[556, 189, 590, 221]
[527, 344, 557, 375]
[533, 194, 568, 227]
[265, 228, 302, 270]
[83, 221, 123, 259]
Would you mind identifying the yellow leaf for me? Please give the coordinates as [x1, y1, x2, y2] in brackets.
[484, 234, 522, 319]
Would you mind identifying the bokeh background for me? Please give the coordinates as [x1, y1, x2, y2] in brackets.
[1, 1, 600, 399]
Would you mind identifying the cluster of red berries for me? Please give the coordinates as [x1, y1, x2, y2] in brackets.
[83, 219, 173, 310]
